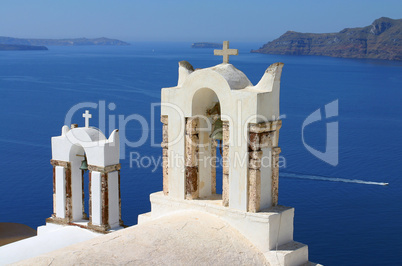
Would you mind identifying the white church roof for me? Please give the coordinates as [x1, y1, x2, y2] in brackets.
[15, 211, 267, 265]
[206, 63, 253, 90]
[65, 127, 107, 142]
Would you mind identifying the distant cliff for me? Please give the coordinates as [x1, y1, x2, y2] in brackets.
[0, 37, 129, 46]
[0, 44, 48, 51]
[252, 17, 402, 60]
[192, 42, 222, 48]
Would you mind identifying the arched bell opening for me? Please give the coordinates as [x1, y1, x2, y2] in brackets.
[68, 144, 90, 222]
[188, 88, 229, 206]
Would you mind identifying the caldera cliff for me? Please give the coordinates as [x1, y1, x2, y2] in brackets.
[252, 17, 402, 60]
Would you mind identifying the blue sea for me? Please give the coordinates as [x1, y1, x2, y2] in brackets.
[0, 43, 401, 265]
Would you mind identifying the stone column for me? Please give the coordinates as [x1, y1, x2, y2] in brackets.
[49, 159, 72, 223]
[87, 164, 121, 232]
[248, 133, 262, 212]
[161, 115, 169, 195]
[248, 120, 282, 212]
[269, 120, 282, 207]
[271, 147, 281, 206]
[185, 117, 199, 200]
[101, 172, 109, 228]
[222, 121, 230, 207]
[65, 166, 72, 221]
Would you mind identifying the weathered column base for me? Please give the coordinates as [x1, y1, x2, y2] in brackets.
[45, 218, 124, 234]
[248, 169, 261, 212]
[46, 216, 69, 225]
[185, 166, 199, 200]
[87, 222, 110, 233]
[222, 174, 229, 207]
[46, 216, 126, 233]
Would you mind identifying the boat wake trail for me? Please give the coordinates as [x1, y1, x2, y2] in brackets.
[280, 172, 389, 186]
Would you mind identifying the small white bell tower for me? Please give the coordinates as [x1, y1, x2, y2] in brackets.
[48, 110, 123, 232]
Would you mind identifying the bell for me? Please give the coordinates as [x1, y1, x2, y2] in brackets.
[210, 117, 223, 141]
[79, 158, 88, 171]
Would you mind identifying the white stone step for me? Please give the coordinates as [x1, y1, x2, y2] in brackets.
[264, 241, 309, 266]
[37, 223, 65, 236]
[137, 212, 152, 224]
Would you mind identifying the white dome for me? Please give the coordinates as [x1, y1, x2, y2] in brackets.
[66, 127, 107, 143]
[207, 63, 252, 90]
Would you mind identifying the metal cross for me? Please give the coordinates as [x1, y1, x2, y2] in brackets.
[82, 110, 92, 128]
[214, 41, 238, 64]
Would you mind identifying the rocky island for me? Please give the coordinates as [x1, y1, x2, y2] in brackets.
[192, 42, 222, 48]
[0, 44, 48, 51]
[0, 37, 129, 46]
[252, 17, 402, 60]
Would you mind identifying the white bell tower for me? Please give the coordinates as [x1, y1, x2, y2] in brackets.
[48, 110, 123, 232]
[139, 42, 312, 265]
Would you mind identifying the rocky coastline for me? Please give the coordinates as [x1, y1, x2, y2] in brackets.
[252, 17, 402, 60]
[0, 37, 129, 46]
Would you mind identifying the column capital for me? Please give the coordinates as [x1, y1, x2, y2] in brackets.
[272, 147, 282, 155]
[50, 159, 71, 169]
[88, 164, 121, 173]
[161, 115, 168, 125]
[249, 120, 282, 133]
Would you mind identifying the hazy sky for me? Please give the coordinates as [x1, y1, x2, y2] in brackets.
[0, 0, 401, 42]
